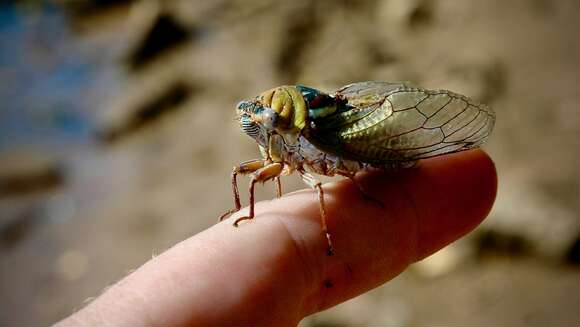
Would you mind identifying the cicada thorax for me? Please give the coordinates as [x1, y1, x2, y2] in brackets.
[256, 85, 342, 133]
[295, 85, 340, 120]
[248, 86, 343, 170]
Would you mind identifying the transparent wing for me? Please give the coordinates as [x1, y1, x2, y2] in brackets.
[337, 81, 415, 107]
[307, 83, 495, 164]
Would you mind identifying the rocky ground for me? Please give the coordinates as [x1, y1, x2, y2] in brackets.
[1, 1, 579, 326]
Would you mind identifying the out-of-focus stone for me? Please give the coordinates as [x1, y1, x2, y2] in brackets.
[413, 242, 468, 278]
[0, 151, 62, 197]
[473, 229, 534, 260]
[54, 249, 90, 282]
[302, 291, 412, 327]
[98, 78, 195, 143]
[378, 0, 434, 31]
[485, 175, 580, 261]
[0, 199, 42, 249]
[424, 59, 507, 104]
[126, 10, 194, 70]
[565, 232, 580, 265]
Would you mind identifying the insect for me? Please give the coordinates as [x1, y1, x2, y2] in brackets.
[221, 81, 495, 255]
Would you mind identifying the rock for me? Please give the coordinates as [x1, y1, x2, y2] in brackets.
[0, 151, 63, 197]
[126, 9, 195, 70]
[97, 79, 195, 143]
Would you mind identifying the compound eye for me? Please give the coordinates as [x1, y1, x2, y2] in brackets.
[236, 101, 253, 112]
[261, 108, 279, 130]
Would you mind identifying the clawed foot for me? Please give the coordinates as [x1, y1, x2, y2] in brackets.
[326, 245, 334, 256]
[219, 209, 239, 222]
[233, 216, 253, 227]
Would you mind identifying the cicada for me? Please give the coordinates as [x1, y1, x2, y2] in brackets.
[221, 81, 495, 255]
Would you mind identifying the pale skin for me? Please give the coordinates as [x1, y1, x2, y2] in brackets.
[56, 149, 497, 327]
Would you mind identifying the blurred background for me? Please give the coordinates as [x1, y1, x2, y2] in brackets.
[0, 0, 579, 326]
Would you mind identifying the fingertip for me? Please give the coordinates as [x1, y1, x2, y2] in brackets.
[409, 149, 497, 260]
[299, 149, 498, 311]
[199, 149, 498, 317]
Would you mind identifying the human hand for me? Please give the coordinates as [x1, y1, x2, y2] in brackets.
[57, 149, 496, 327]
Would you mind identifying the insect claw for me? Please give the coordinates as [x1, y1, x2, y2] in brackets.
[233, 216, 253, 227]
[218, 209, 238, 222]
[326, 246, 334, 257]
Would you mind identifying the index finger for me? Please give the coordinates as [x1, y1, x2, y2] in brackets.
[58, 149, 497, 327]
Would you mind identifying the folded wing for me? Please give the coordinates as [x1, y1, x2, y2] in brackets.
[306, 82, 495, 164]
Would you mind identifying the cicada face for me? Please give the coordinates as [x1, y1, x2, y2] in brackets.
[236, 100, 268, 147]
[236, 85, 314, 147]
[236, 98, 294, 148]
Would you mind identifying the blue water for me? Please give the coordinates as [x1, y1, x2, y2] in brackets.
[0, 2, 120, 152]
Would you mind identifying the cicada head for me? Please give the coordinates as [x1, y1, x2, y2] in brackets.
[236, 86, 310, 146]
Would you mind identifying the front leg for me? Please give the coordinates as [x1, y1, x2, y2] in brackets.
[233, 162, 284, 226]
[274, 177, 282, 198]
[219, 159, 265, 221]
[300, 172, 334, 256]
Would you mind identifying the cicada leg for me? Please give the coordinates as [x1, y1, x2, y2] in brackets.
[233, 162, 284, 227]
[219, 159, 265, 221]
[275, 177, 282, 198]
[300, 172, 334, 256]
[337, 171, 384, 209]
